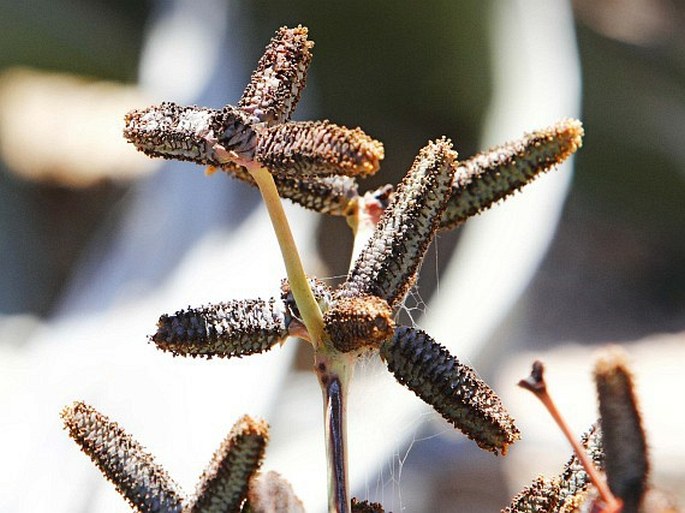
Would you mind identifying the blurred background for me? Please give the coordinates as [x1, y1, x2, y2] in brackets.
[0, 1, 683, 512]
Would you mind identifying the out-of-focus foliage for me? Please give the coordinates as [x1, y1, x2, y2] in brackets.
[0, 0, 148, 80]
[525, 2, 685, 343]
[0, 1, 149, 316]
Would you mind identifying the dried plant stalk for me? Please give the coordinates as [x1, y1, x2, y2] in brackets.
[594, 347, 649, 513]
[256, 121, 384, 178]
[238, 26, 314, 125]
[440, 119, 583, 230]
[380, 326, 520, 454]
[323, 295, 394, 353]
[518, 360, 619, 513]
[340, 138, 457, 307]
[187, 416, 269, 513]
[61, 401, 185, 513]
[152, 299, 287, 358]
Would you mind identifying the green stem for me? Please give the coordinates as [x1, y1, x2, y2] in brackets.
[247, 164, 325, 347]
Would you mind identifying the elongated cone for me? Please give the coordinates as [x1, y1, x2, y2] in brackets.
[503, 424, 605, 513]
[351, 499, 386, 513]
[280, 276, 334, 325]
[244, 471, 305, 513]
[187, 416, 269, 513]
[61, 401, 185, 513]
[502, 476, 560, 513]
[340, 138, 457, 307]
[152, 298, 287, 359]
[440, 119, 583, 231]
[123, 103, 256, 165]
[239, 26, 314, 125]
[209, 164, 360, 216]
[256, 120, 384, 178]
[323, 295, 394, 353]
[380, 326, 520, 454]
[594, 347, 648, 513]
[270, 173, 358, 216]
[555, 423, 605, 512]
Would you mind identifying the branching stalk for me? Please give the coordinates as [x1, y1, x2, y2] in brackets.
[110, 24, 590, 513]
[248, 162, 354, 513]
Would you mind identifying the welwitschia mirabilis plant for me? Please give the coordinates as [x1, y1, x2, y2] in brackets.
[63, 24, 584, 513]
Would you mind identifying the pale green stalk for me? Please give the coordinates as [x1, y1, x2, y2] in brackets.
[246, 164, 325, 347]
